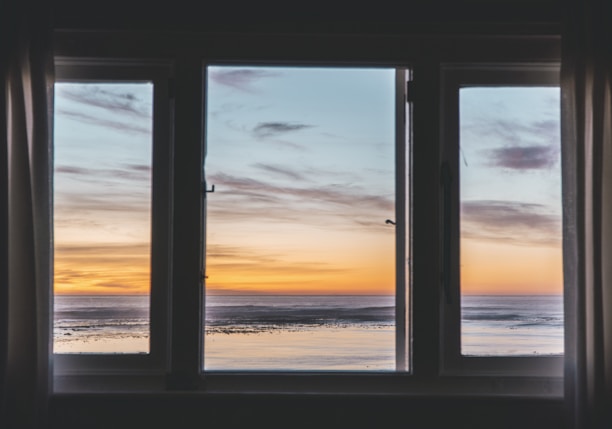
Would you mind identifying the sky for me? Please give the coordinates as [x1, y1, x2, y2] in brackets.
[53, 68, 562, 296]
[54, 82, 153, 295]
[460, 87, 562, 295]
[204, 67, 397, 295]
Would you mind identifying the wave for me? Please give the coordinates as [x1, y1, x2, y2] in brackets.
[205, 304, 394, 333]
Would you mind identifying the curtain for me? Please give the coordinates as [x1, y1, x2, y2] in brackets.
[562, 0, 612, 428]
[1, 1, 54, 428]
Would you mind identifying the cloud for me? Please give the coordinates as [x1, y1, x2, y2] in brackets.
[206, 172, 394, 230]
[253, 122, 313, 139]
[210, 172, 393, 210]
[57, 108, 151, 135]
[55, 193, 150, 221]
[468, 118, 559, 147]
[55, 164, 151, 181]
[55, 243, 150, 256]
[461, 200, 561, 245]
[487, 145, 559, 170]
[57, 85, 152, 119]
[252, 163, 307, 181]
[205, 244, 348, 278]
[209, 69, 280, 92]
[54, 243, 150, 293]
[462, 116, 560, 170]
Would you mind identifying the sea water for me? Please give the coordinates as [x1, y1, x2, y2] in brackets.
[54, 295, 563, 368]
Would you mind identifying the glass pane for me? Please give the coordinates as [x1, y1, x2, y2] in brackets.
[53, 82, 153, 354]
[204, 66, 399, 370]
[459, 87, 563, 356]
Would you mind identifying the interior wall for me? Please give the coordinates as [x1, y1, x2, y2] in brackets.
[52, 0, 562, 34]
[51, 394, 565, 429]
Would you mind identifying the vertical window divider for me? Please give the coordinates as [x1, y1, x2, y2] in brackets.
[395, 68, 408, 372]
[167, 56, 204, 390]
[410, 61, 443, 379]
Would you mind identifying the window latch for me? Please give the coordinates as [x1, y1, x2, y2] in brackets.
[204, 184, 215, 193]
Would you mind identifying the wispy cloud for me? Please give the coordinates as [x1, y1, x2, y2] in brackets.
[207, 172, 394, 229]
[55, 193, 150, 220]
[57, 85, 152, 119]
[463, 116, 560, 170]
[486, 145, 559, 170]
[466, 118, 559, 147]
[210, 172, 393, 210]
[205, 244, 348, 281]
[55, 243, 150, 293]
[56, 164, 151, 181]
[57, 108, 151, 135]
[252, 163, 307, 181]
[253, 122, 314, 139]
[461, 200, 561, 245]
[209, 69, 280, 92]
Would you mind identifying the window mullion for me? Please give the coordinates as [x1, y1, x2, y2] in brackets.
[395, 68, 408, 371]
[410, 61, 443, 378]
[167, 56, 204, 389]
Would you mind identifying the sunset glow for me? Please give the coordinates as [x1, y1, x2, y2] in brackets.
[53, 72, 562, 298]
[204, 66, 397, 296]
[460, 86, 562, 296]
[54, 82, 153, 295]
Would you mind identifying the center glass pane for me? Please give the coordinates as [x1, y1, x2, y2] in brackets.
[204, 66, 397, 370]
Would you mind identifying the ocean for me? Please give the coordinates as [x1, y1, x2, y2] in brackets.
[54, 294, 563, 368]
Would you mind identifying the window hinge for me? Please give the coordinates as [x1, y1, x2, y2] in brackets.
[406, 80, 415, 103]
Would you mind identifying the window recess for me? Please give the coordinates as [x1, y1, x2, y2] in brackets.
[440, 64, 563, 377]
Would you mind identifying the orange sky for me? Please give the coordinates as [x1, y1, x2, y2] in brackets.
[461, 239, 563, 295]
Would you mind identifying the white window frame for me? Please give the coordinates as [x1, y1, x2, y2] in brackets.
[52, 60, 173, 382]
[51, 32, 564, 396]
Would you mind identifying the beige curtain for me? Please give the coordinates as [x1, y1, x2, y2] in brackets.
[562, 0, 612, 427]
[1, 1, 54, 428]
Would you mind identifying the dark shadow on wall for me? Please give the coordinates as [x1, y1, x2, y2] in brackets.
[50, 394, 564, 429]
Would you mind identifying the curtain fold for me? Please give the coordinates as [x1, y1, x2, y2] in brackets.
[1, 1, 54, 428]
[562, 0, 612, 428]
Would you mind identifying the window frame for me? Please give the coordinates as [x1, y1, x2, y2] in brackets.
[200, 63, 412, 374]
[51, 31, 564, 396]
[52, 60, 174, 379]
[440, 64, 563, 377]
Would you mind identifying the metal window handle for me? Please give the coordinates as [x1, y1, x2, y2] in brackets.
[441, 162, 452, 305]
[204, 184, 215, 193]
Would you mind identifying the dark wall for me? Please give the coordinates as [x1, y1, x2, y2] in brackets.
[51, 394, 565, 429]
[52, 0, 562, 34]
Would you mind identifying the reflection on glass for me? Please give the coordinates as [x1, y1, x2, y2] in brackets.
[204, 66, 397, 370]
[53, 82, 153, 354]
[459, 87, 563, 356]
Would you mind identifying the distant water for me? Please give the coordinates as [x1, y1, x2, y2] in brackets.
[461, 295, 563, 356]
[54, 295, 563, 365]
[205, 295, 394, 334]
[54, 295, 150, 353]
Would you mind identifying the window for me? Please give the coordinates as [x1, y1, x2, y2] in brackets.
[51, 33, 563, 395]
[441, 65, 563, 376]
[54, 81, 154, 354]
[203, 66, 409, 371]
[53, 61, 172, 375]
